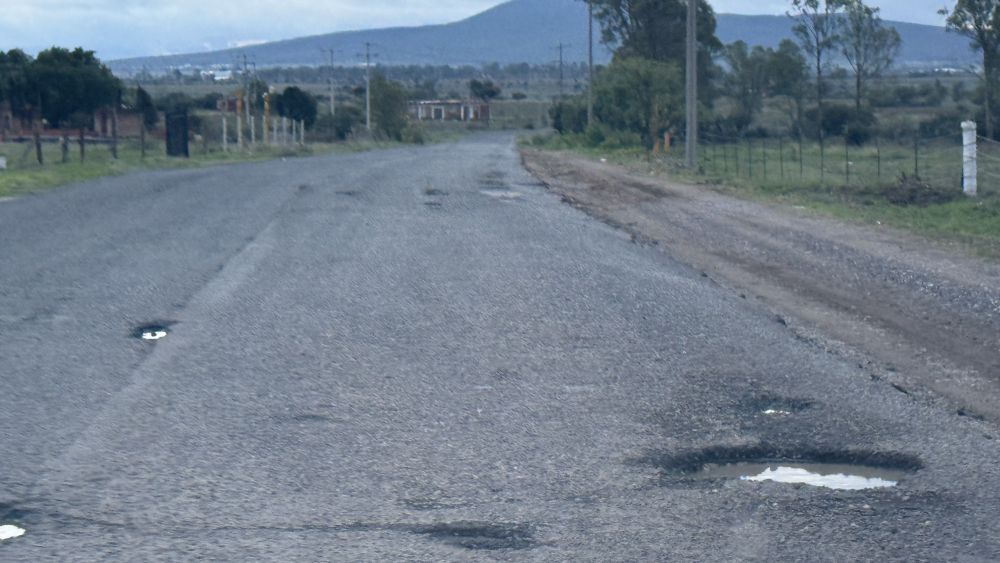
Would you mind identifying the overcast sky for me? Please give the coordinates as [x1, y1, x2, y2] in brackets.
[0, 0, 952, 61]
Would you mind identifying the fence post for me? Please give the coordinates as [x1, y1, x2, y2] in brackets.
[762, 138, 768, 180]
[747, 138, 753, 179]
[798, 136, 804, 179]
[876, 137, 881, 181]
[845, 135, 850, 185]
[222, 115, 229, 152]
[914, 137, 919, 178]
[962, 121, 978, 197]
[779, 137, 785, 180]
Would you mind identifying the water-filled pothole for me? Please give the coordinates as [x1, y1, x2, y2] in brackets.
[409, 522, 536, 551]
[698, 462, 907, 490]
[746, 395, 815, 417]
[0, 524, 25, 541]
[481, 189, 522, 200]
[645, 445, 921, 491]
[132, 322, 175, 341]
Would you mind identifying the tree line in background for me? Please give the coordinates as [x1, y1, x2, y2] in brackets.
[551, 0, 1000, 151]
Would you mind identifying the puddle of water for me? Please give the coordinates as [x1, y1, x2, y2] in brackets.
[481, 189, 522, 200]
[141, 330, 168, 341]
[0, 525, 25, 541]
[699, 462, 907, 490]
[763, 409, 792, 416]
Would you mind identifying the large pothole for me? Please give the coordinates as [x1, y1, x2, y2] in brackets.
[0, 524, 25, 542]
[645, 445, 921, 491]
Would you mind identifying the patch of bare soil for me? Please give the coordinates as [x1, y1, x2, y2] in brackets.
[523, 149, 1000, 423]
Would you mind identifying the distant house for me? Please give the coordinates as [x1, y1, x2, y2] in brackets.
[410, 100, 491, 123]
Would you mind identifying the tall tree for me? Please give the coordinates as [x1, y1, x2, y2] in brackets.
[593, 57, 684, 146]
[723, 41, 769, 132]
[590, 0, 722, 100]
[0, 49, 43, 162]
[789, 0, 844, 176]
[274, 86, 319, 128]
[840, 0, 901, 111]
[941, 0, 1000, 138]
[766, 40, 811, 137]
[369, 73, 408, 141]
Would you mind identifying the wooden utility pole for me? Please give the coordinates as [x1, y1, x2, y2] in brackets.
[322, 47, 336, 117]
[558, 43, 566, 99]
[365, 42, 372, 132]
[684, 0, 698, 168]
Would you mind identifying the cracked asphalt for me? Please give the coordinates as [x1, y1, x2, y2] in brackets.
[1, 133, 999, 561]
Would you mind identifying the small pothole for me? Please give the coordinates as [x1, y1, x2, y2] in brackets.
[132, 322, 175, 341]
[480, 189, 522, 200]
[644, 445, 921, 491]
[424, 188, 448, 196]
[0, 524, 26, 542]
[409, 522, 536, 551]
[745, 395, 815, 417]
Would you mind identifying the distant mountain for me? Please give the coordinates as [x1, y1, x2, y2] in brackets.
[108, 0, 977, 75]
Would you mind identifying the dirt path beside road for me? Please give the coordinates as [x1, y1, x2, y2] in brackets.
[523, 149, 1000, 422]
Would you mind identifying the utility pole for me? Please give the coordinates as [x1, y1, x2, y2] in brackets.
[587, 2, 594, 126]
[321, 47, 336, 117]
[684, 0, 698, 169]
[365, 42, 372, 132]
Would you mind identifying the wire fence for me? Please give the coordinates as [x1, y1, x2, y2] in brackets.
[693, 131, 988, 198]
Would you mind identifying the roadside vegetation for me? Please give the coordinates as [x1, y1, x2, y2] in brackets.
[528, 0, 999, 254]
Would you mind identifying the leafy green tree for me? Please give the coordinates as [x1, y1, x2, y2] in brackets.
[941, 0, 1000, 138]
[369, 73, 408, 141]
[593, 57, 683, 147]
[469, 79, 501, 101]
[0, 49, 36, 121]
[789, 0, 845, 143]
[32, 47, 120, 161]
[32, 48, 119, 128]
[274, 86, 318, 128]
[134, 87, 159, 130]
[840, 0, 901, 111]
[766, 39, 810, 137]
[723, 41, 769, 132]
[590, 0, 722, 102]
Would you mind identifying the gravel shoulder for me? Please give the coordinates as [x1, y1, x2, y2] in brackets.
[523, 148, 1000, 423]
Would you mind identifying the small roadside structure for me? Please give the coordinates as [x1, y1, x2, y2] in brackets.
[410, 100, 491, 123]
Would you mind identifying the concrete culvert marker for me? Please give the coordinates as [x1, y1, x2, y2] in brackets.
[0, 524, 25, 542]
[646, 445, 921, 491]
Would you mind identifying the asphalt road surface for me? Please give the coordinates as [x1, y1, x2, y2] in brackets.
[1, 133, 999, 561]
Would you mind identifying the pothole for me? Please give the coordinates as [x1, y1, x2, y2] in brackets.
[409, 522, 536, 551]
[480, 189, 522, 200]
[699, 462, 907, 490]
[745, 395, 815, 417]
[132, 322, 175, 341]
[0, 524, 25, 541]
[424, 188, 448, 196]
[645, 445, 921, 491]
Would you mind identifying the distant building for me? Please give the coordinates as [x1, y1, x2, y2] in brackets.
[410, 100, 491, 123]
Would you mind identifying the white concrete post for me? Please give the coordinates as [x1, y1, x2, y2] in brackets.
[962, 121, 978, 197]
[300, 120, 306, 145]
[236, 112, 243, 150]
[222, 115, 228, 152]
[282, 117, 289, 146]
[272, 118, 279, 146]
[250, 116, 256, 147]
